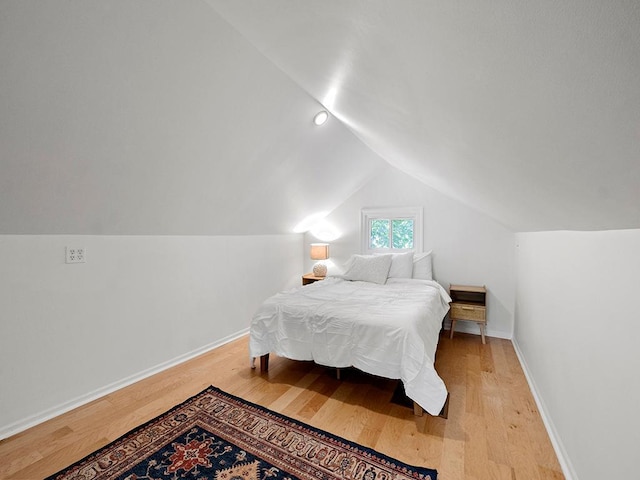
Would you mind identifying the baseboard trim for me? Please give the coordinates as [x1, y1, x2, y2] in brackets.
[443, 319, 512, 340]
[511, 338, 578, 480]
[0, 328, 249, 440]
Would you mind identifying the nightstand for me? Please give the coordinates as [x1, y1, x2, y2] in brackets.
[302, 273, 324, 285]
[449, 284, 487, 344]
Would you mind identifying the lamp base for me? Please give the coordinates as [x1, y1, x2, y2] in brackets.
[313, 263, 327, 277]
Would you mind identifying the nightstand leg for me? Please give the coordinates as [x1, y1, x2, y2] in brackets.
[479, 324, 486, 344]
[450, 319, 457, 339]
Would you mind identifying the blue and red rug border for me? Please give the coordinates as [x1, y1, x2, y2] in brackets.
[46, 385, 438, 480]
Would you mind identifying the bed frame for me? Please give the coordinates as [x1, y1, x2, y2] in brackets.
[251, 353, 449, 418]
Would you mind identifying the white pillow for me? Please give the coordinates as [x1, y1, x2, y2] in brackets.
[412, 251, 433, 280]
[387, 251, 415, 279]
[343, 254, 392, 284]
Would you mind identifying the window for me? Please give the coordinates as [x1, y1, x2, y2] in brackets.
[361, 207, 423, 254]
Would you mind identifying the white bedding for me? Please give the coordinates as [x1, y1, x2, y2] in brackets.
[249, 276, 451, 415]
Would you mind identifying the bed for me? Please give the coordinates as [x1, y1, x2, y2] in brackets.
[249, 252, 451, 416]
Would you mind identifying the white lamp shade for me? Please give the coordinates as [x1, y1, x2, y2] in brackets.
[310, 243, 329, 260]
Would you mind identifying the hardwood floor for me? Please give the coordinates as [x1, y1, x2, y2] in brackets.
[0, 332, 564, 480]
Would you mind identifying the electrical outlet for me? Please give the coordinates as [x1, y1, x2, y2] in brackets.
[66, 247, 86, 264]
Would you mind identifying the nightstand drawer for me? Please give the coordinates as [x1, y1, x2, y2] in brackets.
[451, 303, 486, 322]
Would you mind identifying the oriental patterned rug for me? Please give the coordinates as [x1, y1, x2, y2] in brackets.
[46, 386, 437, 480]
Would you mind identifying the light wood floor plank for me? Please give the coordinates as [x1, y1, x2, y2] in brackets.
[0, 332, 564, 479]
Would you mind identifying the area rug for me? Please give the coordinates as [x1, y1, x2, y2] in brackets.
[46, 386, 437, 480]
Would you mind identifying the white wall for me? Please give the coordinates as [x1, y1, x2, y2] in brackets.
[0, 234, 301, 438]
[514, 230, 640, 480]
[306, 165, 515, 338]
[0, 0, 388, 439]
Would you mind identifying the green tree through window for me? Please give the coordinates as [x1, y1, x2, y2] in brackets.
[392, 219, 414, 249]
[370, 219, 390, 248]
[368, 218, 414, 250]
[361, 207, 422, 254]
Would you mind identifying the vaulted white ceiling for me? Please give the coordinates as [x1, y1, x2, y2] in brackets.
[0, 1, 387, 235]
[207, 0, 640, 232]
[2, 1, 638, 235]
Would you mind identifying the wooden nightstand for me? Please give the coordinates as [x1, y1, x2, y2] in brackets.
[302, 273, 325, 285]
[449, 284, 487, 344]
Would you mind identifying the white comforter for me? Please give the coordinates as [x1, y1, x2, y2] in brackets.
[249, 277, 451, 415]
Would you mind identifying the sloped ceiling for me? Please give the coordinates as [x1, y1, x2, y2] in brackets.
[0, 1, 386, 235]
[207, 0, 640, 232]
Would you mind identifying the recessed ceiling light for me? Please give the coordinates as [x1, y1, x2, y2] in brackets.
[313, 110, 329, 126]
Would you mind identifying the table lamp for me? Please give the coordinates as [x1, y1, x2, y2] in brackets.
[310, 243, 329, 277]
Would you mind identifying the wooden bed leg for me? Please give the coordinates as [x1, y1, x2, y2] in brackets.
[438, 393, 450, 419]
[260, 354, 269, 372]
[336, 368, 341, 380]
[250, 357, 256, 369]
[413, 393, 449, 418]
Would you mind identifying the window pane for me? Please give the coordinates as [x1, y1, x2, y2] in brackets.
[392, 219, 414, 249]
[370, 219, 390, 248]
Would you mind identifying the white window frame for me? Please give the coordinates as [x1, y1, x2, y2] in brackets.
[361, 207, 423, 255]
